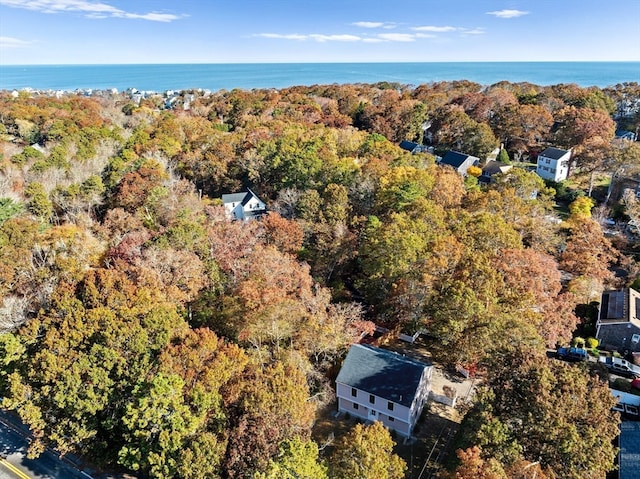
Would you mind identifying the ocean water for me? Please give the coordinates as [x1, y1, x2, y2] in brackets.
[0, 62, 638, 92]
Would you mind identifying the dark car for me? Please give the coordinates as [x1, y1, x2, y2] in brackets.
[556, 347, 589, 362]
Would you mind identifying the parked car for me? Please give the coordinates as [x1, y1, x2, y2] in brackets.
[598, 356, 640, 378]
[556, 347, 588, 362]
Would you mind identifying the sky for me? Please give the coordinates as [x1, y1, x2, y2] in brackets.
[0, 0, 639, 64]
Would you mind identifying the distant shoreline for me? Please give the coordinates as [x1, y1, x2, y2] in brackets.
[2, 62, 639, 92]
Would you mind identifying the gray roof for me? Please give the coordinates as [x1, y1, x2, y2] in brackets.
[539, 147, 569, 160]
[221, 188, 263, 207]
[440, 151, 478, 169]
[336, 344, 431, 408]
[620, 421, 640, 479]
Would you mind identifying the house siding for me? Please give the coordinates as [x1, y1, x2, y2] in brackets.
[336, 380, 427, 437]
[337, 396, 412, 436]
[409, 368, 432, 423]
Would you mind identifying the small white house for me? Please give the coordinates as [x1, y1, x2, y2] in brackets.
[536, 147, 571, 182]
[335, 344, 432, 437]
[222, 188, 266, 221]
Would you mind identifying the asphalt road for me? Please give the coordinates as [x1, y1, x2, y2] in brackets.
[0, 414, 89, 479]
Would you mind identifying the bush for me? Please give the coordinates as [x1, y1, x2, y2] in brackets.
[572, 336, 586, 348]
[586, 337, 599, 349]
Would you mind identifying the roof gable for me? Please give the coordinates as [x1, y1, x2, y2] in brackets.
[441, 151, 475, 169]
[221, 192, 249, 205]
[336, 344, 430, 407]
[399, 140, 419, 152]
[539, 147, 570, 161]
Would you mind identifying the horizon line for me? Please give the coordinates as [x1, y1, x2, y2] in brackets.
[2, 60, 640, 67]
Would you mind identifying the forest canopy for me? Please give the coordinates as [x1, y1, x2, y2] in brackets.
[1, 80, 639, 478]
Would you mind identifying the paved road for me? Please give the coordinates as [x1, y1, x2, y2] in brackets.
[0, 415, 89, 479]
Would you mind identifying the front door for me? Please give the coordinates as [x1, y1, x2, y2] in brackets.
[368, 408, 377, 420]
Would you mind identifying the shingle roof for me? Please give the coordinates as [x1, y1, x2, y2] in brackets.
[336, 344, 430, 408]
[221, 192, 249, 205]
[399, 140, 419, 152]
[221, 189, 264, 207]
[539, 147, 570, 161]
[620, 421, 640, 479]
[440, 151, 474, 169]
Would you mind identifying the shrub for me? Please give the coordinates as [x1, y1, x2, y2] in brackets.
[572, 336, 586, 348]
[586, 337, 599, 349]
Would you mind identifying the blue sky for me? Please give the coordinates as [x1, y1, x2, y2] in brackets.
[0, 0, 638, 64]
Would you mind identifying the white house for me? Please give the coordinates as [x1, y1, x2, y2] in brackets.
[335, 344, 432, 437]
[222, 189, 266, 221]
[536, 147, 571, 182]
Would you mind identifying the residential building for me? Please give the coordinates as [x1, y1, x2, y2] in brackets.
[536, 147, 571, 182]
[619, 421, 640, 479]
[399, 140, 432, 155]
[335, 344, 432, 437]
[438, 151, 479, 176]
[597, 288, 640, 353]
[479, 160, 513, 184]
[222, 188, 266, 221]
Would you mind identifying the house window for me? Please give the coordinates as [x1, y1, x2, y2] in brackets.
[545, 158, 550, 164]
[369, 394, 375, 404]
[351, 388, 357, 397]
[388, 401, 394, 411]
[550, 168, 556, 174]
[388, 416, 395, 422]
[353, 403, 359, 410]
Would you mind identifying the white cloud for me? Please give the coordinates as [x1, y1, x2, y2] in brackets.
[309, 34, 361, 42]
[256, 33, 361, 42]
[352, 21, 384, 28]
[0, 36, 32, 48]
[377, 33, 416, 42]
[352, 21, 397, 29]
[486, 9, 530, 18]
[0, 0, 184, 22]
[461, 28, 485, 35]
[412, 25, 458, 32]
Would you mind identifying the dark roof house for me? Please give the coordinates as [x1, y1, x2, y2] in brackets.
[479, 160, 513, 183]
[597, 288, 640, 353]
[399, 140, 432, 155]
[336, 344, 429, 408]
[335, 344, 432, 437]
[438, 151, 479, 176]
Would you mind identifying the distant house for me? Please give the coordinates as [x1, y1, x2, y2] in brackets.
[479, 160, 513, 184]
[399, 140, 432, 155]
[597, 288, 640, 353]
[222, 189, 266, 221]
[438, 151, 479, 176]
[335, 344, 432, 437]
[536, 147, 571, 182]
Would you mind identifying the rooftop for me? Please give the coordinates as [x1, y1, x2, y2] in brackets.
[620, 421, 640, 479]
[336, 344, 431, 408]
[599, 288, 640, 329]
[539, 147, 570, 160]
[440, 150, 478, 169]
